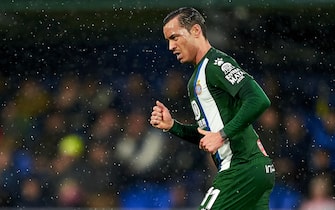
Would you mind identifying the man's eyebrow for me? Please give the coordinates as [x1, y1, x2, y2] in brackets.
[168, 34, 177, 40]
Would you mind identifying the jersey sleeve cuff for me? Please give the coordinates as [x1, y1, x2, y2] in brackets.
[165, 119, 182, 135]
[219, 129, 228, 140]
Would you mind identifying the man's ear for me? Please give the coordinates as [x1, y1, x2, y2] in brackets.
[191, 24, 202, 37]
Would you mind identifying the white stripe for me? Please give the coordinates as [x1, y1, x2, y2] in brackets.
[197, 58, 233, 171]
[197, 58, 223, 132]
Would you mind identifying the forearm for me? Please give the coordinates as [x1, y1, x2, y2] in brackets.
[223, 80, 270, 138]
[168, 120, 202, 145]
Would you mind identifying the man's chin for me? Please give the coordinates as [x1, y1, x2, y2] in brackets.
[178, 58, 186, 63]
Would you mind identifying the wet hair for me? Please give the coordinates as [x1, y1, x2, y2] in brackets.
[163, 7, 207, 39]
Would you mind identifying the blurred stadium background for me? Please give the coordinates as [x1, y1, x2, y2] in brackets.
[0, 0, 334, 209]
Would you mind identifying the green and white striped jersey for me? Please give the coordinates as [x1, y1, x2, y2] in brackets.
[185, 47, 270, 171]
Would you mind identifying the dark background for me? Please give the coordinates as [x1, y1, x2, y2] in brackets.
[0, 1, 334, 209]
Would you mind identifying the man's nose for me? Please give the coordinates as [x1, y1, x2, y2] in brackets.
[168, 41, 175, 51]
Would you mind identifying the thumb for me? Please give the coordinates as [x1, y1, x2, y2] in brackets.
[156, 100, 167, 110]
[197, 128, 209, 135]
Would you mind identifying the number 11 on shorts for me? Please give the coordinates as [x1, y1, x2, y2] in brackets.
[200, 187, 220, 210]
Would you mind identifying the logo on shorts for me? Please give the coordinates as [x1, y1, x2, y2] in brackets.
[265, 164, 275, 174]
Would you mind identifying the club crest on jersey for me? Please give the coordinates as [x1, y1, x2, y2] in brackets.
[214, 58, 245, 85]
[195, 80, 202, 95]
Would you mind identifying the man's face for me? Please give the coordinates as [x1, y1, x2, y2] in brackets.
[163, 17, 197, 64]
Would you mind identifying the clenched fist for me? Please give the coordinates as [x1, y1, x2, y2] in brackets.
[150, 100, 174, 131]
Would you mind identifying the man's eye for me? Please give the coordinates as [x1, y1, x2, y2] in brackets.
[169, 35, 178, 41]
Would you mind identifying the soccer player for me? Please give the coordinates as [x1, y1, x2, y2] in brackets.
[150, 7, 275, 209]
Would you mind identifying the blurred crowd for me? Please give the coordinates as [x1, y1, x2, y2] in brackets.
[0, 67, 334, 209]
[256, 75, 335, 210]
[0, 71, 213, 208]
[0, 6, 335, 210]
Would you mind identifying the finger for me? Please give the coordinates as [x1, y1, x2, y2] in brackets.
[150, 115, 159, 121]
[197, 128, 209, 135]
[150, 119, 156, 126]
[151, 110, 162, 118]
[152, 106, 162, 113]
[150, 119, 160, 127]
[151, 114, 162, 123]
[199, 139, 204, 150]
[150, 116, 157, 124]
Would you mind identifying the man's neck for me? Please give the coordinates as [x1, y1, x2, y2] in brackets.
[195, 41, 211, 65]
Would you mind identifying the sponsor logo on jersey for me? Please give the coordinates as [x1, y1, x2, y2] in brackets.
[191, 100, 201, 120]
[214, 58, 245, 85]
[191, 100, 207, 128]
[197, 118, 207, 129]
